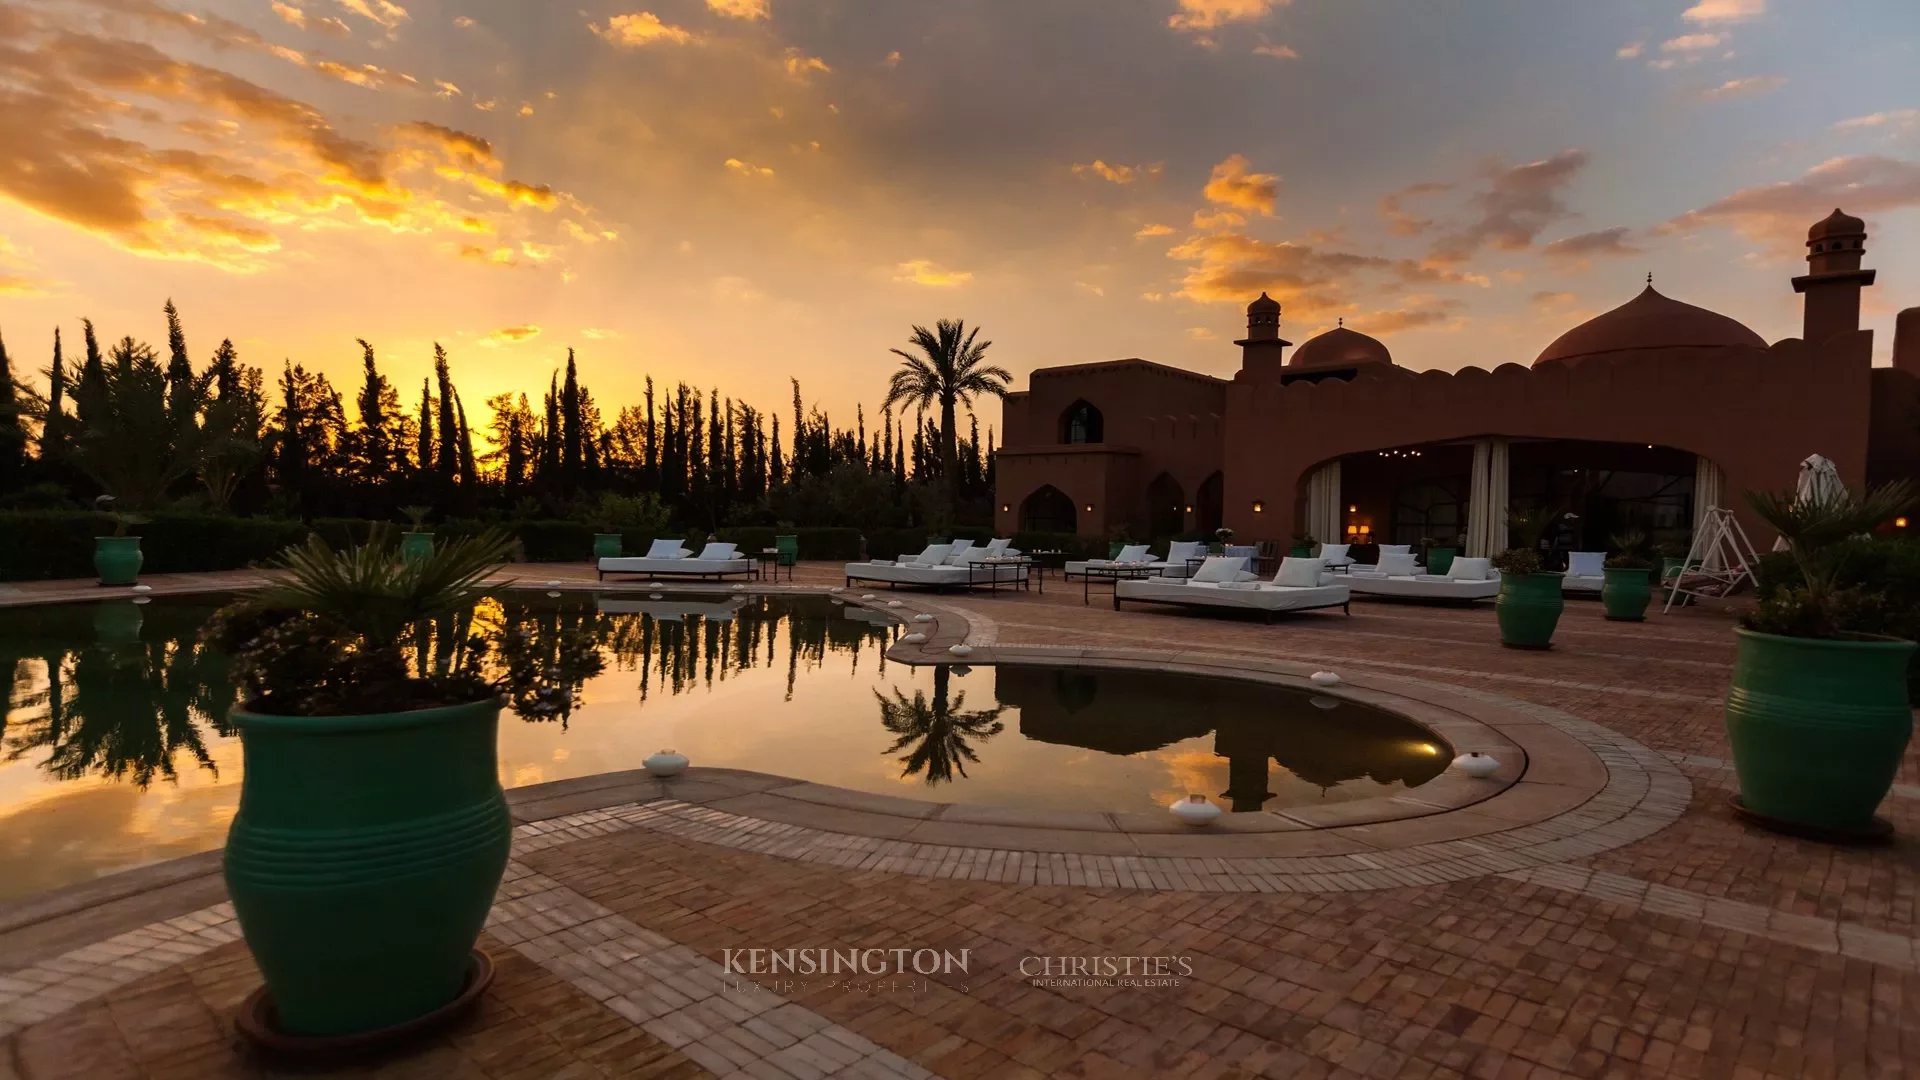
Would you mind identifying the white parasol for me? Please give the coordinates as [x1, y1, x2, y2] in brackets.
[1772, 453, 1845, 551]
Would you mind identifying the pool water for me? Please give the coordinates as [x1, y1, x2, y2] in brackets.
[0, 592, 1448, 898]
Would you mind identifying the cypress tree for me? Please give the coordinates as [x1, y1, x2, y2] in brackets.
[210, 338, 240, 400]
[354, 339, 389, 477]
[504, 394, 528, 490]
[43, 327, 65, 458]
[540, 372, 560, 489]
[455, 393, 478, 489]
[561, 349, 582, 486]
[0, 330, 25, 491]
[76, 319, 106, 427]
[642, 376, 657, 488]
[433, 344, 457, 482]
[769, 414, 784, 487]
[163, 299, 195, 424]
[416, 378, 433, 474]
[276, 360, 306, 495]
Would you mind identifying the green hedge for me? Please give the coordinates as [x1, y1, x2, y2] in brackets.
[0, 512, 309, 581]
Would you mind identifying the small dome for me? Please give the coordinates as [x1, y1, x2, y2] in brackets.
[1532, 285, 1766, 369]
[1809, 208, 1865, 241]
[1247, 291, 1281, 315]
[1289, 324, 1392, 370]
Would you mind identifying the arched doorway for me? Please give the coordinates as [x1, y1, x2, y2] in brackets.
[1146, 473, 1185, 538]
[1194, 472, 1224, 534]
[1019, 485, 1077, 534]
[1059, 400, 1104, 444]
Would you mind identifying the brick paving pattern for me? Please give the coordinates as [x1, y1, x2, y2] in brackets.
[1, 562, 1916, 1077]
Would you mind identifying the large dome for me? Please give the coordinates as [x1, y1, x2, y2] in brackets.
[1289, 324, 1392, 370]
[1532, 285, 1766, 368]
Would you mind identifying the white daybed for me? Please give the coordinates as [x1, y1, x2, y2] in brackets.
[1349, 544, 1420, 575]
[1113, 556, 1350, 621]
[843, 542, 1025, 591]
[1562, 551, 1606, 594]
[1063, 544, 1154, 580]
[1348, 556, 1500, 603]
[598, 540, 753, 581]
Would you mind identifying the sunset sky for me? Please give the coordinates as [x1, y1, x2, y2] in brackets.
[2, 0, 1918, 434]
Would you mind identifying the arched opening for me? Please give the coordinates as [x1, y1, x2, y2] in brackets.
[1059, 400, 1104, 445]
[1019, 485, 1077, 534]
[1194, 472, 1224, 535]
[1146, 473, 1185, 538]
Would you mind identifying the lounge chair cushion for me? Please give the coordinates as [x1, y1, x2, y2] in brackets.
[1274, 557, 1325, 588]
[1378, 544, 1412, 556]
[1166, 540, 1202, 564]
[1191, 556, 1244, 583]
[696, 542, 738, 561]
[645, 538, 687, 559]
[1449, 557, 1493, 581]
[943, 540, 975, 565]
[1568, 551, 1605, 577]
[904, 544, 951, 566]
[1318, 543, 1352, 566]
[1113, 544, 1151, 564]
[985, 538, 1012, 555]
[1378, 552, 1419, 576]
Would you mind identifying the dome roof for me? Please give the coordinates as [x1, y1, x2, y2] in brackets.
[1289, 324, 1392, 370]
[1532, 285, 1766, 369]
[1247, 291, 1281, 314]
[1809, 208, 1865, 241]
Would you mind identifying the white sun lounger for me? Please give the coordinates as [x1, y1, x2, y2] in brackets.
[599, 540, 753, 581]
[1348, 556, 1500, 602]
[1114, 556, 1349, 621]
[1563, 551, 1606, 594]
[844, 542, 1023, 590]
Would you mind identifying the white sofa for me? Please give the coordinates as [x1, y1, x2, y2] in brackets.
[1114, 557, 1350, 620]
[1563, 551, 1606, 593]
[599, 540, 753, 580]
[844, 541, 1024, 590]
[1349, 556, 1501, 602]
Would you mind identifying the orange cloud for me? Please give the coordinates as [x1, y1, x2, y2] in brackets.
[1663, 155, 1920, 246]
[1683, 0, 1764, 23]
[335, 0, 408, 30]
[724, 158, 776, 178]
[1702, 75, 1785, 100]
[1134, 223, 1175, 238]
[1072, 160, 1163, 185]
[894, 260, 971, 287]
[783, 50, 831, 80]
[1379, 181, 1450, 236]
[1252, 43, 1298, 60]
[1425, 149, 1589, 264]
[1202, 154, 1278, 216]
[706, 0, 769, 20]
[481, 325, 542, 346]
[1541, 226, 1641, 260]
[1169, 0, 1284, 32]
[592, 12, 696, 47]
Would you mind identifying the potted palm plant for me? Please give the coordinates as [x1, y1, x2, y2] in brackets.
[1492, 507, 1563, 649]
[91, 496, 146, 586]
[207, 528, 522, 1042]
[1601, 529, 1657, 621]
[1725, 479, 1916, 838]
[399, 505, 434, 563]
[71, 344, 208, 586]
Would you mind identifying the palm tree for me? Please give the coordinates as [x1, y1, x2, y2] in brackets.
[875, 665, 1006, 785]
[883, 320, 1012, 501]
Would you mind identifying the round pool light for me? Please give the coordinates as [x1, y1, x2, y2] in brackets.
[1169, 795, 1221, 827]
[912, 614, 934, 623]
[886, 600, 902, 607]
[948, 643, 973, 657]
[544, 579, 561, 587]
[131, 584, 153, 594]
[732, 584, 746, 591]
[1310, 671, 1341, 687]
[1453, 752, 1500, 779]
[545, 591, 561, 598]
[644, 749, 689, 777]
[899, 632, 927, 643]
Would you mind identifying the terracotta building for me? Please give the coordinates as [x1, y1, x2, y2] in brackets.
[993, 210, 1920, 557]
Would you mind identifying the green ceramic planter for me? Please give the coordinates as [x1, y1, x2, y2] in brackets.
[1660, 556, 1687, 583]
[93, 536, 143, 586]
[1725, 629, 1916, 833]
[1601, 567, 1653, 621]
[401, 531, 434, 563]
[1290, 545, 1312, 557]
[224, 698, 511, 1037]
[1427, 547, 1458, 576]
[592, 533, 624, 559]
[1496, 572, 1564, 649]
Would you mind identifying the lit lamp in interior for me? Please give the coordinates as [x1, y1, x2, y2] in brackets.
[1347, 504, 1357, 513]
[1346, 524, 1359, 537]
[1358, 523, 1372, 539]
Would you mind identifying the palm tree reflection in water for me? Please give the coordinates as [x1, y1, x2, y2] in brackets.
[876, 665, 1007, 784]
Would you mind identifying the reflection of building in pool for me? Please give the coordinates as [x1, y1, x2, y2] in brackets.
[994, 210, 1920, 555]
[993, 666, 1448, 810]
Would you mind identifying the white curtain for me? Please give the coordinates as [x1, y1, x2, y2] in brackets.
[1694, 457, 1725, 568]
[1465, 438, 1509, 557]
[1307, 460, 1341, 546]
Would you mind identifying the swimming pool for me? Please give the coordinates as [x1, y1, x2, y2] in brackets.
[0, 591, 1448, 898]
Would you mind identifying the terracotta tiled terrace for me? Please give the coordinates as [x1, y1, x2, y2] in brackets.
[1, 561, 1916, 1079]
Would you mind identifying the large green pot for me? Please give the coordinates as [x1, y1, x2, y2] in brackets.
[401, 531, 434, 563]
[1725, 629, 1916, 833]
[1427, 547, 1458, 576]
[224, 698, 511, 1037]
[592, 533, 624, 559]
[1601, 567, 1653, 621]
[1289, 545, 1312, 558]
[1496, 572, 1564, 649]
[1660, 556, 1687, 584]
[93, 536, 143, 586]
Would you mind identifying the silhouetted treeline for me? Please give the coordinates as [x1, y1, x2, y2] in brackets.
[0, 302, 996, 529]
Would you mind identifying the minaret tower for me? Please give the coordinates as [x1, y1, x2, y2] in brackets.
[1235, 292, 1292, 380]
[1793, 208, 1876, 345]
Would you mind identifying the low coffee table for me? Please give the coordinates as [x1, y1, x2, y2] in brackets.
[1082, 564, 1155, 605]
